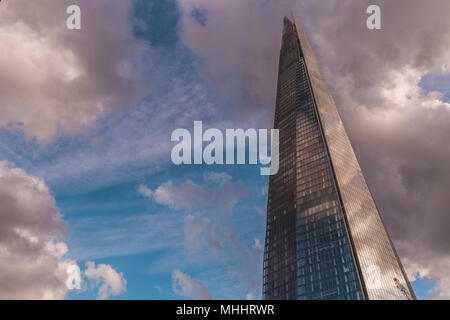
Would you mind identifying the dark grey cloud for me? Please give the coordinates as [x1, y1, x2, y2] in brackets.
[0, 161, 71, 299]
[0, 161, 127, 299]
[177, 0, 450, 297]
[0, 0, 152, 140]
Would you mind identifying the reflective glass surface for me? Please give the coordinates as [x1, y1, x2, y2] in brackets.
[263, 15, 416, 300]
[263, 18, 362, 300]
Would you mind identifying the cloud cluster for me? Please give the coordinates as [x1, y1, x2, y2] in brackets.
[302, 1, 450, 298]
[0, 161, 126, 299]
[172, 269, 212, 300]
[0, 0, 151, 141]
[138, 184, 153, 198]
[0, 161, 71, 299]
[140, 177, 244, 211]
[400, 243, 450, 299]
[178, 0, 286, 125]
[177, 0, 450, 298]
[84, 261, 127, 299]
[144, 176, 261, 298]
[151, 180, 212, 210]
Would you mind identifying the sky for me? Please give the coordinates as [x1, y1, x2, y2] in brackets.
[0, 0, 449, 300]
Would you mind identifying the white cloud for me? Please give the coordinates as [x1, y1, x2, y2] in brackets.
[203, 171, 232, 183]
[152, 180, 212, 210]
[84, 261, 127, 299]
[246, 292, 256, 300]
[252, 238, 262, 251]
[255, 206, 266, 216]
[137, 184, 153, 198]
[172, 269, 212, 300]
[184, 214, 225, 254]
[399, 242, 450, 299]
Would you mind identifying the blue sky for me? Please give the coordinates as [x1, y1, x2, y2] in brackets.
[420, 73, 450, 103]
[1, 0, 449, 300]
[0, 0, 269, 299]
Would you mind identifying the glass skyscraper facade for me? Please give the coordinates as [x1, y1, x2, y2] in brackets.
[263, 14, 416, 300]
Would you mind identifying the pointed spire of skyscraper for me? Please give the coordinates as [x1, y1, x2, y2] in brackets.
[263, 13, 415, 300]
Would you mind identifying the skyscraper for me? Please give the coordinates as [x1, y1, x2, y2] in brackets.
[263, 13, 416, 300]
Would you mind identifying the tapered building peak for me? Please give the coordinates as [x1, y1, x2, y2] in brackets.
[263, 13, 415, 300]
